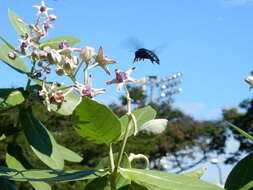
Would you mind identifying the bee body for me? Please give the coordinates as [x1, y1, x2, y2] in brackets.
[134, 48, 160, 64]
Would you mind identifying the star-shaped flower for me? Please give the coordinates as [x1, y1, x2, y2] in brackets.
[74, 75, 106, 98]
[33, 0, 53, 17]
[94, 46, 116, 75]
[106, 67, 137, 91]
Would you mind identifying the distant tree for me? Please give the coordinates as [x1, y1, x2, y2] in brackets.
[222, 98, 253, 164]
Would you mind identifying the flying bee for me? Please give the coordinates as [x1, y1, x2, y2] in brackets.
[124, 37, 162, 65]
[133, 48, 160, 64]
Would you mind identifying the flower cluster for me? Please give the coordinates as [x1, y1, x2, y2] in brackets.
[12, 0, 139, 111]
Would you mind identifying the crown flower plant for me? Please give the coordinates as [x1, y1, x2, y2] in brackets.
[0, 1, 225, 190]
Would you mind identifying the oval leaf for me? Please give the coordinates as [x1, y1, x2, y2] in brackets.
[8, 9, 30, 37]
[6, 146, 51, 190]
[118, 106, 157, 141]
[57, 144, 83, 163]
[0, 45, 29, 74]
[74, 98, 121, 144]
[20, 109, 64, 169]
[40, 36, 81, 50]
[225, 152, 253, 190]
[120, 168, 224, 190]
[0, 88, 24, 109]
[0, 167, 107, 182]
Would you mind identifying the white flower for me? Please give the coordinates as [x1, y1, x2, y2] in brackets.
[44, 47, 62, 65]
[94, 46, 116, 75]
[106, 67, 137, 91]
[73, 75, 106, 98]
[79, 46, 96, 63]
[33, 0, 53, 17]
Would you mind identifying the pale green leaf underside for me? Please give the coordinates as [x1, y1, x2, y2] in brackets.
[120, 168, 224, 190]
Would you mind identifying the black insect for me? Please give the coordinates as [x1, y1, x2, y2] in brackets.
[124, 37, 162, 65]
[133, 48, 160, 64]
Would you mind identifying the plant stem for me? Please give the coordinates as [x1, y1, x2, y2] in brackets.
[109, 173, 117, 190]
[115, 85, 132, 171]
[109, 143, 115, 172]
[73, 60, 84, 78]
[25, 61, 36, 91]
[83, 63, 89, 84]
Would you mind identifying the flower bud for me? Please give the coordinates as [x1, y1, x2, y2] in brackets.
[245, 75, 253, 88]
[8, 52, 17, 60]
[56, 68, 65, 76]
[80, 46, 96, 63]
[47, 49, 62, 65]
[48, 14, 57, 21]
[58, 41, 70, 50]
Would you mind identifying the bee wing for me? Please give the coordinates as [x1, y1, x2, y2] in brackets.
[122, 36, 143, 50]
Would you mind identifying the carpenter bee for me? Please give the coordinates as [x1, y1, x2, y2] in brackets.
[124, 37, 161, 65]
[133, 48, 160, 64]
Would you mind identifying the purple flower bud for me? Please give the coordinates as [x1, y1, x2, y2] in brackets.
[59, 41, 70, 50]
[116, 70, 128, 82]
[32, 70, 42, 78]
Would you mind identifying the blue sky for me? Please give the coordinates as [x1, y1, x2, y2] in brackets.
[1, 0, 253, 121]
[0, 0, 253, 184]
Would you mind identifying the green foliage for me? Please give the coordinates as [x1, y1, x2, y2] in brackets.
[6, 145, 51, 190]
[0, 45, 29, 74]
[120, 168, 223, 190]
[20, 109, 65, 169]
[0, 36, 19, 53]
[39, 36, 81, 49]
[183, 168, 206, 179]
[225, 152, 253, 190]
[0, 88, 24, 109]
[0, 167, 107, 182]
[8, 9, 30, 37]
[0, 2, 230, 190]
[57, 144, 83, 163]
[118, 106, 156, 141]
[74, 98, 122, 144]
[226, 121, 253, 142]
[0, 179, 18, 190]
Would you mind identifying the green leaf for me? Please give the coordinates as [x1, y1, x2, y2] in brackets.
[40, 36, 81, 50]
[6, 145, 51, 190]
[0, 88, 25, 109]
[8, 9, 30, 37]
[239, 181, 253, 190]
[20, 109, 64, 169]
[0, 134, 6, 141]
[0, 36, 19, 53]
[0, 179, 18, 190]
[85, 176, 109, 190]
[183, 168, 206, 179]
[57, 144, 83, 163]
[0, 45, 29, 74]
[0, 167, 107, 182]
[120, 168, 224, 190]
[118, 106, 157, 141]
[74, 98, 121, 144]
[226, 121, 253, 142]
[225, 152, 253, 190]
